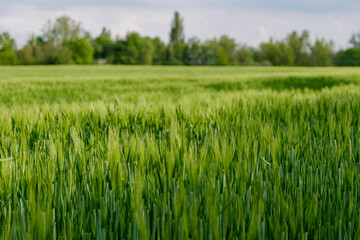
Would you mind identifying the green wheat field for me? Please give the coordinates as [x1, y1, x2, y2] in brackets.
[1, 66, 360, 239]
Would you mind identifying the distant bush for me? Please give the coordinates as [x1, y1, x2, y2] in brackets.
[0, 32, 17, 65]
[335, 48, 360, 66]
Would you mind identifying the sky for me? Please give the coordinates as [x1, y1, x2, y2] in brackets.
[0, 0, 359, 49]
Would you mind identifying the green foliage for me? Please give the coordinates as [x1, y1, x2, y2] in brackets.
[93, 28, 115, 63]
[115, 32, 155, 65]
[9, 13, 360, 67]
[19, 16, 94, 65]
[184, 37, 202, 65]
[0, 32, 17, 65]
[260, 39, 295, 66]
[166, 41, 187, 65]
[0, 66, 360, 239]
[236, 45, 258, 66]
[185, 36, 240, 66]
[335, 48, 360, 66]
[309, 39, 334, 66]
[18, 45, 34, 64]
[68, 38, 94, 64]
[52, 43, 73, 64]
[217, 35, 238, 65]
[198, 39, 219, 65]
[17, 36, 46, 65]
[286, 30, 311, 66]
[42, 16, 83, 44]
[350, 32, 360, 48]
[215, 47, 230, 65]
[170, 11, 185, 43]
[166, 11, 186, 65]
[151, 37, 166, 65]
[137, 37, 155, 65]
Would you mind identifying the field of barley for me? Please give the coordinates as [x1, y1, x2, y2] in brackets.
[1, 66, 360, 239]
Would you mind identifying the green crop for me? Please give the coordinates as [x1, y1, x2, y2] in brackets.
[0, 66, 360, 239]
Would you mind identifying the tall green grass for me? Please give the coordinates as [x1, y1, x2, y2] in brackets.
[0, 66, 360, 239]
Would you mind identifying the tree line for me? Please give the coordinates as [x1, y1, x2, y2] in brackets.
[1, 12, 360, 66]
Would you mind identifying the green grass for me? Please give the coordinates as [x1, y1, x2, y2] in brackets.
[0, 66, 360, 239]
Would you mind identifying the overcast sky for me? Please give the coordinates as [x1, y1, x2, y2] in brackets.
[0, 0, 359, 49]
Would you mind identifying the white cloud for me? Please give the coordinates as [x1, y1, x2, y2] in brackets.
[0, 4, 359, 49]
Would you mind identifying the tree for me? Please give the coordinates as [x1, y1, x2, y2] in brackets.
[166, 41, 187, 65]
[0, 32, 17, 65]
[93, 27, 115, 63]
[114, 32, 155, 65]
[334, 32, 360, 66]
[260, 38, 294, 66]
[69, 38, 94, 64]
[236, 44, 256, 65]
[112, 40, 126, 64]
[185, 37, 202, 65]
[152, 37, 166, 65]
[215, 48, 230, 65]
[42, 16, 83, 44]
[27, 15, 95, 64]
[286, 30, 310, 66]
[170, 11, 184, 43]
[15, 16, 355, 66]
[52, 44, 73, 64]
[309, 39, 334, 66]
[137, 37, 155, 65]
[18, 36, 56, 65]
[335, 48, 360, 66]
[349, 32, 360, 48]
[199, 39, 218, 65]
[167, 11, 186, 65]
[199, 39, 232, 66]
[277, 41, 295, 66]
[18, 45, 34, 64]
[218, 35, 238, 65]
[120, 32, 141, 64]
